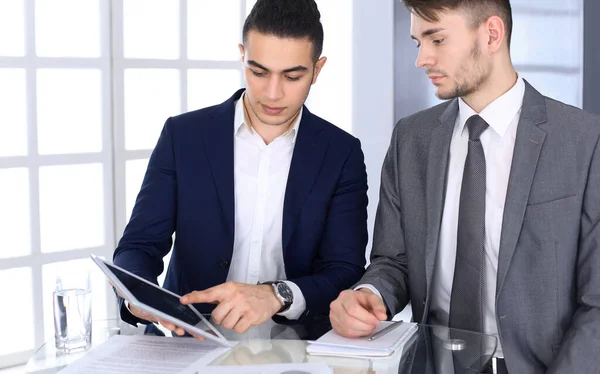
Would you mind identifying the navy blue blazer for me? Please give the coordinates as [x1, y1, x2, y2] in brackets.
[114, 89, 368, 325]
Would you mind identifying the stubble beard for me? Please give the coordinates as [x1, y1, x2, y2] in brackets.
[436, 42, 492, 100]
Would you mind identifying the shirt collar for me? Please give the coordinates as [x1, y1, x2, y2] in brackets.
[457, 76, 525, 138]
[234, 92, 302, 143]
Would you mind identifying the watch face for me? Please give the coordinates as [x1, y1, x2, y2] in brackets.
[276, 283, 293, 302]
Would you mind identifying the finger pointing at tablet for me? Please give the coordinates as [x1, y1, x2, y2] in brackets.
[181, 281, 282, 334]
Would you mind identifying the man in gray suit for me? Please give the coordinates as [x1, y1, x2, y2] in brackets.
[330, 0, 600, 373]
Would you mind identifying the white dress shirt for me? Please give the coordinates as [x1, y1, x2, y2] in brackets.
[429, 76, 526, 357]
[226, 93, 306, 320]
[360, 77, 525, 358]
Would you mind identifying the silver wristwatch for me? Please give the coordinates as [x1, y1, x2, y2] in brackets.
[263, 281, 293, 313]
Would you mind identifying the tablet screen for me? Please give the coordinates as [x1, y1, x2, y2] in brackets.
[105, 262, 202, 327]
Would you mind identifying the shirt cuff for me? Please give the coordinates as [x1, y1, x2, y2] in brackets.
[354, 284, 384, 300]
[277, 281, 306, 320]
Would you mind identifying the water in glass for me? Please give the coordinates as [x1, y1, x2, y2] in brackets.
[53, 274, 92, 351]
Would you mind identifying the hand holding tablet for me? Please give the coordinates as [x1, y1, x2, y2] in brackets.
[109, 280, 194, 338]
[91, 255, 232, 347]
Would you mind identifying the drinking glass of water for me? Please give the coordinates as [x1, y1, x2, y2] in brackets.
[53, 271, 92, 352]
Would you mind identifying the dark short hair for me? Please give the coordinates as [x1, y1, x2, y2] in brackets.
[402, 0, 513, 47]
[243, 0, 324, 62]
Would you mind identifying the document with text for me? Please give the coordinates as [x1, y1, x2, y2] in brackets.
[58, 335, 232, 374]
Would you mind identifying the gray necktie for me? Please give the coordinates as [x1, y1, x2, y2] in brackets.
[449, 114, 489, 334]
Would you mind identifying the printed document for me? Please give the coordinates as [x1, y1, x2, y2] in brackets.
[58, 335, 232, 374]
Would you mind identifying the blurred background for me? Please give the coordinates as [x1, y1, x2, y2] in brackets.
[0, 0, 597, 370]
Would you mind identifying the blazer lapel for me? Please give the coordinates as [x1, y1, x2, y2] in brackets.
[282, 108, 328, 253]
[199, 91, 243, 242]
[496, 82, 547, 294]
[425, 100, 458, 295]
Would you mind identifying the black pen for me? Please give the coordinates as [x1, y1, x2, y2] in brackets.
[368, 320, 403, 341]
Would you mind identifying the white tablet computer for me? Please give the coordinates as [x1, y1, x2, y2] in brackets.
[91, 254, 232, 347]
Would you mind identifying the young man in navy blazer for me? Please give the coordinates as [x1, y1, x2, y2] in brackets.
[113, 0, 368, 335]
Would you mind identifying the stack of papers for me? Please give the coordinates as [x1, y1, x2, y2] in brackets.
[306, 321, 418, 358]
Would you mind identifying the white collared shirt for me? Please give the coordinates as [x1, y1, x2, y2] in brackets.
[226, 93, 306, 319]
[429, 76, 526, 357]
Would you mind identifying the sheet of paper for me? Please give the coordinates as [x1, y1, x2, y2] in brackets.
[193, 362, 333, 374]
[58, 335, 232, 374]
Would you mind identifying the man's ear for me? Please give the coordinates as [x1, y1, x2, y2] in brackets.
[238, 43, 245, 63]
[312, 56, 327, 84]
[485, 15, 506, 53]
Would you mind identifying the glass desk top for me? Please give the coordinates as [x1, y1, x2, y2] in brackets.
[26, 318, 497, 374]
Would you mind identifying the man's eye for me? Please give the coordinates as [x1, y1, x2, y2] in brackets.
[286, 76, 301, 81]
[251, 70, 266, 77]
[433, 39, 444, 45]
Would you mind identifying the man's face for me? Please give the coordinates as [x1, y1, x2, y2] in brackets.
[239, 31, 326, 127]
[410, 10, 492, 100]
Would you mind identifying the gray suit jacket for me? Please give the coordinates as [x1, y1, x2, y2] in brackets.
[360, 81, 600, 373]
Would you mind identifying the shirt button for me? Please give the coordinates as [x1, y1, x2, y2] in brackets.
[220, 259, 230, 269]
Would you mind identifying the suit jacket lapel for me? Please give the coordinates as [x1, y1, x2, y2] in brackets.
[497, 81, 547, 293]
[282, 107, 328, 253]
[199, 90, 243, 243]
[425, 100, 457, 296]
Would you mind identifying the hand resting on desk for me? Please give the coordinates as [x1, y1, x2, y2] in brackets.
[329, 288, 387, 338]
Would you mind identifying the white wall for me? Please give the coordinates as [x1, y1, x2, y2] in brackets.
[352, 0, 413, 322]
[351, 0, 395, 259]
